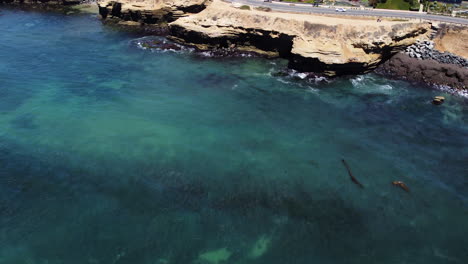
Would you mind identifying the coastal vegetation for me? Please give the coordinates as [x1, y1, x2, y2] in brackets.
[369, 0, 420, 10]
[376, 0, 411, 10]
[426, 1, 457, 14]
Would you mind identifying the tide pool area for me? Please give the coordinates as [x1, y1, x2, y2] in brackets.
[0, 8, 467, 264]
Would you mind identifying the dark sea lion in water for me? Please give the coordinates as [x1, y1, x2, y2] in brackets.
[392, 181, 410, 193]
[309, 160, 319, 168]
[341, 159, 364, 189]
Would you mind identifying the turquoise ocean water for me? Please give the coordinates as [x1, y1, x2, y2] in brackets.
[0, 8, 467, 264]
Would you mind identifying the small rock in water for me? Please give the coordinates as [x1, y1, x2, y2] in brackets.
[432, 96, 445, 105]
[271, 70, 290, 77]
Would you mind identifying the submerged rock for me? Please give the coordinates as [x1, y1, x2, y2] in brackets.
[197, 248, 232, 264]
[194, 46, 265, 58]
[131, 36, 187, 52]
[140, 39, 181, 51]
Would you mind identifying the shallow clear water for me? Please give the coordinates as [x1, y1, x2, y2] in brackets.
[0, 8, 467, 264]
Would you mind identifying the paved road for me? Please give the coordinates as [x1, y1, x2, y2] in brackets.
[235, 0, 468, 25]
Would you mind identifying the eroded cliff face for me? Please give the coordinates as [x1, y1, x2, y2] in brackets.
[169, 0, 431, 76]
[97, 0, 211, 25]
[378, 53, 468, 90]
[433, 24, 468, 59]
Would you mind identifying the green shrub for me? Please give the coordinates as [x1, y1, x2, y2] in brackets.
[376, 0, 411, 10]
[240, 5, 251, 10]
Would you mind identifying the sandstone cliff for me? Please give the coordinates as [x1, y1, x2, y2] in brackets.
[169, 0, 431, 76]
[377, 25, 467, 91]
[97, 0, 211, 25]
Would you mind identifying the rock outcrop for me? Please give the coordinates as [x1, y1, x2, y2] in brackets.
[97, 0, 211, 25]
[433, 24, 468, 59]
[168, 0, 431, 76]
[377, 53, 468, 91]
[377, 24, 468, 91]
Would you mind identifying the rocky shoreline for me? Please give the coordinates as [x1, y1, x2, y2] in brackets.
[376, 25, 468, 94]
[2, 0, 467, 92]
[377, 53, 468, 94]
[405, 40, 468, 68]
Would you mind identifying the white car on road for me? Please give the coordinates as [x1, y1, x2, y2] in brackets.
[335, 8, 347, 12]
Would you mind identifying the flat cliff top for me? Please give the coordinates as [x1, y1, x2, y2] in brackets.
[170, 0, 430, 67]
[172, 0, 411, 29]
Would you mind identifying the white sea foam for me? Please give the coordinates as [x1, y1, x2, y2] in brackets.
[276, 78, 293, 85]
[351, 75, 397, 95]
[199, 51, 212, 57]
[296, 72, 308, 79]
[130, 36, 191, 54]
[277, 69, 329, 84]
[306, 86, 319, 93]
[435, 85, 468, 98]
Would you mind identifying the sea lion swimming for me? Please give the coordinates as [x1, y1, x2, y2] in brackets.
[392, 181, 410, 193]
[341, 159, 364, 189]
[309, 160, 319, 168]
